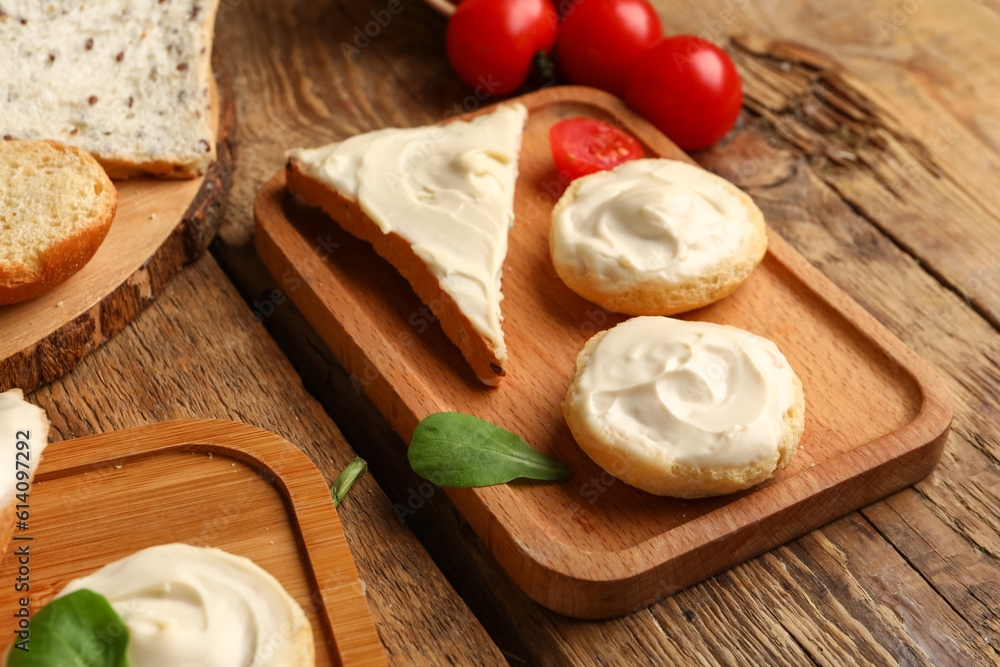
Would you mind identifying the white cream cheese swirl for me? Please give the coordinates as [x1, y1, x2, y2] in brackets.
[0, 389, 48, 509]
[551, 159, 754, 289]
[573, 317, 797, 468]
[289, 104, 527, 364]
[58, 544, 313, 667]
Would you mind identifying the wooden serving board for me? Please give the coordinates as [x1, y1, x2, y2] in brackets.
[253, 86, 953, 619]
[0, 68, 234, 395]
[0, 419, 386, 666]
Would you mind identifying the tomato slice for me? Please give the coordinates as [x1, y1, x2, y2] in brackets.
[549, 118, 644, 181]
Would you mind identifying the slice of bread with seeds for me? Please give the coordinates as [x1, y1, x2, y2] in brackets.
[0, 0, 219, 179]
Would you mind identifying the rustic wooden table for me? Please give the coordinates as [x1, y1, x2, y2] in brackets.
[29, 0, 1000, 664]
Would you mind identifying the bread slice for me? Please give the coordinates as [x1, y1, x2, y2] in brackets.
[287, 104, 527, 386]
[1, 388, 49, 561]
[0, 139, 118, 305]
[0, 0, 219, 179]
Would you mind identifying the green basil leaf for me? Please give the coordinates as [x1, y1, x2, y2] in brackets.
[408, 412, 571, 487]
[331, 456, 368, 507]
[8, 589, 129, 667]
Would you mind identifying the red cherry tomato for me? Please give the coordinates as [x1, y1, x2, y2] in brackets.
[446, 0, 558, 96]
[549, 118, 644, 181]
[625, 36, 742, 150]
[556, 0, 662, 96]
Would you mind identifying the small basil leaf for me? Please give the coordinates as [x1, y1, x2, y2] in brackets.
[8, 589, 129, 667]
[331, 457, 368, 507]
[408, 412, 571, 488]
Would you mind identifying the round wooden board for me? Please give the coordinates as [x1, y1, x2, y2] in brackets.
[0, 63, 235, 394]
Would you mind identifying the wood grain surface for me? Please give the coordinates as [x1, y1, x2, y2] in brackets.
[254, 87, 952, 618]
[0, 419, 385, 666]
[1, 0, 996, 664]
[206, 0, 1000, 663]
[0, 69, 234, 396]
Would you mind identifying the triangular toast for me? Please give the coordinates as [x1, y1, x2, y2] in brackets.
[286, 103, 527, 386]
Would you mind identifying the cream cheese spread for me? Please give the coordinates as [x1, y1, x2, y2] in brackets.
[572, 317, 796, 468]
[551, 159, 753, 289]
[58, 544, 313, 667]
[0, 389, 48, 508]
[289, 104, 527, 367]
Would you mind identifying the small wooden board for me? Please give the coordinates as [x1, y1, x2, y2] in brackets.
[0, 69, 234, 395]
[0, 419, 386, 666]
[253, 86, 953, 619]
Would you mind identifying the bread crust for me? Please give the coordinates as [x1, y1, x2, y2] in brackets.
[99, 155, 210, 180]
[286, 160, 506, 386]
[550, 164, 768, 316]
[292, 617, 316, 666]
[563, 327, 806, 499]
[0, 140, 118, 306]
